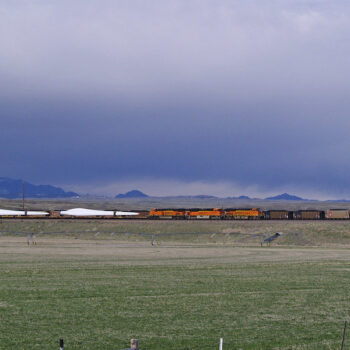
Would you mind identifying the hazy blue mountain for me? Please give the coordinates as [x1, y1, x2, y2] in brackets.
[225, 195, 251, 199]
[163, 195, 217, 199]
[265, 193, 305, 201]
[0, 177, 79, 199]
[115, 190, 149, 198]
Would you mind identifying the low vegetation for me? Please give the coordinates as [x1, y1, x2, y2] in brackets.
[1, 220, 350, 349]
[2, 219, 350, 247]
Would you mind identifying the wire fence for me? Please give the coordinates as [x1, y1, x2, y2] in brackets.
[53, 328, 349, 350]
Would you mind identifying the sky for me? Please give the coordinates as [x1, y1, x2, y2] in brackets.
[1, 0, 350, 199]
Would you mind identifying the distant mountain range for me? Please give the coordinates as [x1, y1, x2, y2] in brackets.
[114, 190, 313, 201]
[170, 195, 217, 199]
[115, 191, 254, 200]
[264, 193, 306, 201]
[2, 180, 348, 202]
[237, 195, 251, 200]
[115, 191, 218, 199]
[115, 190, 149, 198]
[0, 177, 79, 199]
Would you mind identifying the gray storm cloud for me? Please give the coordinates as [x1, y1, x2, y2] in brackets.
[1, 0, 350, 197]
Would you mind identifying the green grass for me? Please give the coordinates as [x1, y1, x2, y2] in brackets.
[2, 219, 350, 247]
[2, 222, 350, 349]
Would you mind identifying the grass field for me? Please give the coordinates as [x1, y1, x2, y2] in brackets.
[1, 220, 350, 349]
[2, 219, 350, 247]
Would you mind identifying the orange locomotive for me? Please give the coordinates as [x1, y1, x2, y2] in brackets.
[186, 208, 224, 219]
[148, 208, 224, 219]
[149, 209, 186, 219]
[224, 208, 264, 220]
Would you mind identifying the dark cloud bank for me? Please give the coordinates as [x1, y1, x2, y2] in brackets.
[1, 0, 350, 198]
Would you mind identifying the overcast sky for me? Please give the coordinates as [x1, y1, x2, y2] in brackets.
[1, 0, 350, 198]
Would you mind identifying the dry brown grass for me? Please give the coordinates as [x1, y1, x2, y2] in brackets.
[2, 218, 350, 248]
[2, 235, 350, 265]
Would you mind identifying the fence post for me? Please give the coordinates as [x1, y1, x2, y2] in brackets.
[341, 321, 347, 350]
[60, 338, 64, 350]
[219, 338, 223, 350]
[130, 339, 139, 350]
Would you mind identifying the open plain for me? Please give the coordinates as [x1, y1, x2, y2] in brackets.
[2, 220, 350, 349]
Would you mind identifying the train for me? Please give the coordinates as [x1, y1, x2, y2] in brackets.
[1, 207, 350, 220]
[149, 208, 350, 220]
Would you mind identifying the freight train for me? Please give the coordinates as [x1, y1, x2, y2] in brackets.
[148, 208, 348, 220]
[1, 207, 350, 220]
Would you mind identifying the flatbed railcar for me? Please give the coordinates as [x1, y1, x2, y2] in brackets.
[48, 209, 144, 220]
[0, 210, 50, 219]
